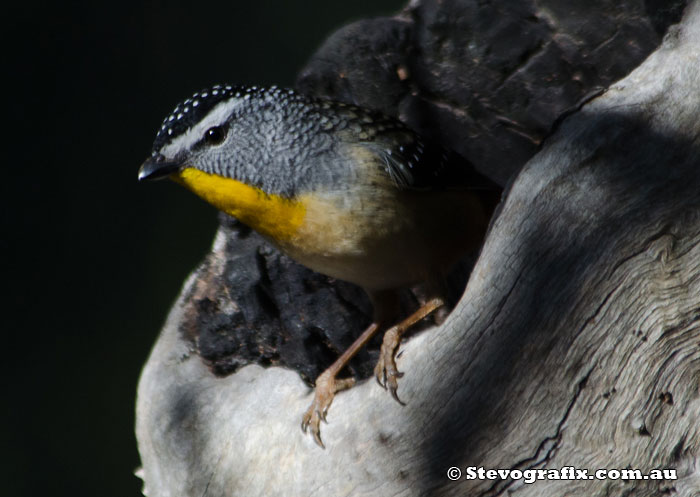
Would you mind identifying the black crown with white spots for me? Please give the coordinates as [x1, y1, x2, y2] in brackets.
[151, 84, 303, 154]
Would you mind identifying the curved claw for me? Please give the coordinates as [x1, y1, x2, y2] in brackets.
[387, 370, 406, 405]
[382, 363, 406, 405]
[390, 388, 406, 406]
[374, 324, 407, 404]
[301, 399, 327, 448]
[374, 359, 388, 389]
[301, 372, 355, 448]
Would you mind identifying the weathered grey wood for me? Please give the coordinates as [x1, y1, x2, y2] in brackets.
[136, 2, 700, 496]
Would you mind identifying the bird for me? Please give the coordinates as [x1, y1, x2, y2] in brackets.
[138, 84, 500, 447]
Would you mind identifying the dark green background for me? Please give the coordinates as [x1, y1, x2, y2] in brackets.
[4, 1, 403, 495]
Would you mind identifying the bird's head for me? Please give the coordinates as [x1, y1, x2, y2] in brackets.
[141, 85, 285, 181]
[137, 84, 323, 240]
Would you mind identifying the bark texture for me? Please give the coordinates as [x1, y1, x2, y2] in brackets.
[136, 1, 699, 496]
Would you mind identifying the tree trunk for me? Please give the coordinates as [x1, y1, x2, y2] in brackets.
[136, 1, 700, 496]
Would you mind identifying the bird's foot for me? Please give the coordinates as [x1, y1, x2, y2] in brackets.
[373, 296, 445, 405]
[374, 324, 406, 405]
[301, 369, 355, 448]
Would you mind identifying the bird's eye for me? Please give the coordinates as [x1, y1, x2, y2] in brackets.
[204, 126, 226, 145]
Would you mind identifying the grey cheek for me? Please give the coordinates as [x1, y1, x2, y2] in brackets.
[207, 152, 226, 177]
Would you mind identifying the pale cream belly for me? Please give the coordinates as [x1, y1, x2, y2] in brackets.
[275, 188, 489, 291]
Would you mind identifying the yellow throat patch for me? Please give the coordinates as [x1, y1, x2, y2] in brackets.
[174, 168, 306, 242]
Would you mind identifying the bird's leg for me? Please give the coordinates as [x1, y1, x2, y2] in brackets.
[301, 291, 398, 447]
[374, 296, 446, 404]
[301, 322, 380, 447]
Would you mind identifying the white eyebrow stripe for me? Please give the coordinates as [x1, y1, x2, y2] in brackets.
[160, 99, 244, 157]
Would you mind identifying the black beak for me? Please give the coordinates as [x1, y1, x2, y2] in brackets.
[138, 154, 183, 181]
